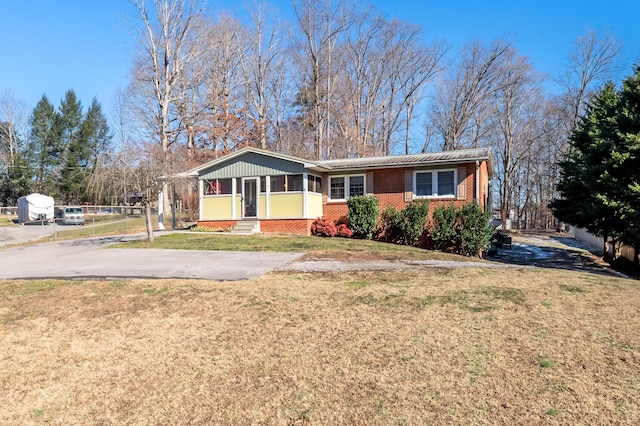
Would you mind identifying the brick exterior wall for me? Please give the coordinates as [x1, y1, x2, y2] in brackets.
[322, 163, 482, 224]
[197, 220, 237, 230]
[197, 219, 314, 235]
[259, 219, 314, 235]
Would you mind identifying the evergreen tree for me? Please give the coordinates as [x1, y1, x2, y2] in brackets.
[59, 90, 86, 203]
[615, 67, 640, 267]
[57, 92, 112, 203]
[551, 82, 625, 255]
[0, 151, 32, 205]
[82, 98, 111, 170]
[28, 95, 62, 196]
[552, 68, 640, 268]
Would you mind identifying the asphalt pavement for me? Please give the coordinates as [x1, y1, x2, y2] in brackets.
[0, 233, 303, 280]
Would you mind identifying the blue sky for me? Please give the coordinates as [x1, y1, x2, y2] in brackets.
[1, 0, 638, 115]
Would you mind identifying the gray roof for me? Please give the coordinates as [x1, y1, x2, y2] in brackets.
[178, 146, 493, 178]
[316, 148, 492, 171]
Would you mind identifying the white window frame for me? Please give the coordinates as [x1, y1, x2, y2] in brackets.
[328, 174, 366, 201]
[413, 169, 457, 199]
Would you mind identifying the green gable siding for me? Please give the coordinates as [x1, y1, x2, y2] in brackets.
[200, 152, 306, 179]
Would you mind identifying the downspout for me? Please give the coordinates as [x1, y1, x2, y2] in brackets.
[475, 161, 480, 206]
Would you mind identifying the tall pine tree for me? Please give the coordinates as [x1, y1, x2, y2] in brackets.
[28, 95, 62, 196]
[552, 67, 640, 269]
[615, 67, 640, 268]
[59, 90, 85, 203]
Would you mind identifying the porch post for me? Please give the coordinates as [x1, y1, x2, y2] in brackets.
[302, 173, 308, 218]
[265, 175, 270, 219]
[198, 179, 204, 221]
[232, 178, 237, 220]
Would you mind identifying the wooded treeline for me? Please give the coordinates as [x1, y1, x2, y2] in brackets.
[0, 0, 630, 228]
[0, 90, 111, 205]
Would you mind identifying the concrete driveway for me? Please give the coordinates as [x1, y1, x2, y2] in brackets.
[0, 233, 303, 280]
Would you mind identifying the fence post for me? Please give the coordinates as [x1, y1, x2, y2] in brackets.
[54, 221, 57, 240]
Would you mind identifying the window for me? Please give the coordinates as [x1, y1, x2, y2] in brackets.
[329, 175, 366, 200]
[204, 178, 233, 195]
[260, 176, 266, 193]
[414, 170, 456, 198]
[270, 174, 305, 192]
[290, 174, 304, 191]
[438, 171, 455, 195]
[330, 177, 345, 200]
[309, 175, 322, 193]
[270, 175, 286, 192]
[349, 175, 364, 197]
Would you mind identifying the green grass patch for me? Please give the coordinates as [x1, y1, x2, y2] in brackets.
[112, 233, 474, 262]
[45, 215, 153, 241]
[545, 407, 558, 416]
[0, 280, 75, 297]
[481, 286, 526, 305]
[558, 284, 585, 293]
[0, 215, 17, 227]
[539, 358, 554, 368]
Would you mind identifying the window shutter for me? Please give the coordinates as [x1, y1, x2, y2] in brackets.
[366, 171, 374, 194]
[457, 166, 467, 200]
[404, 170, 413, 202]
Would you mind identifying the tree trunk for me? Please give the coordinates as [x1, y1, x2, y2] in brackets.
[145, 201, 154, 243]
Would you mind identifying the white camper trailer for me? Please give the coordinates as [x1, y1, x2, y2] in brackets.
[17, 193, 55, 223]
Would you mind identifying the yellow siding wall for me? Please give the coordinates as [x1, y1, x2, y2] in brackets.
[259, 194, 267, 218]
[308, 193, 323, 219]
[202, 196, 233, 219]
[270, 193, 303, 218]
[235, 195, 242, 218]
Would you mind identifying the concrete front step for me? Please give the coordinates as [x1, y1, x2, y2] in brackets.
[231, 220, 261, 234]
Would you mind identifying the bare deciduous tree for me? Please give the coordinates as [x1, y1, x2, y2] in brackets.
[558, 28, 624, 129]
[0, 90, 28, 166]
[128, 0, 204, 229]
[292, 0, 354, 160]
[429, 39, 510, 150]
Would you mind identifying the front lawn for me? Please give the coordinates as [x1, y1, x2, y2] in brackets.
[115, 232, 478, 262]
[1, 267, 638, 424]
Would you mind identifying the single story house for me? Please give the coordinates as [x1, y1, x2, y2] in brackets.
[179, 147, 493, 235]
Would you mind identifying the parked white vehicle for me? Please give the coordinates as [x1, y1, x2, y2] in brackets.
[17, 193, 54, 223]
[63, 207, 85, 225]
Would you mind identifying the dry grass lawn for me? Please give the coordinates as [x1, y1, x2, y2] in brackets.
[1, 267, 639, 424]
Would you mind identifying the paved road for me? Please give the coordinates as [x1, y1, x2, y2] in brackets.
[0, 233, 303, 280]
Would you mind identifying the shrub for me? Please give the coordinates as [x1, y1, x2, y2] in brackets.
[347, 195, 380, 239]
[380, 205, 403, 243]
[458, 201, 493, 257]
[379, 201, 429, 246]
[400, 200, 430, 246]
[311, 217, 336, 237]
[431, 204, 459, 251]
[335, 223, 353, 238]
